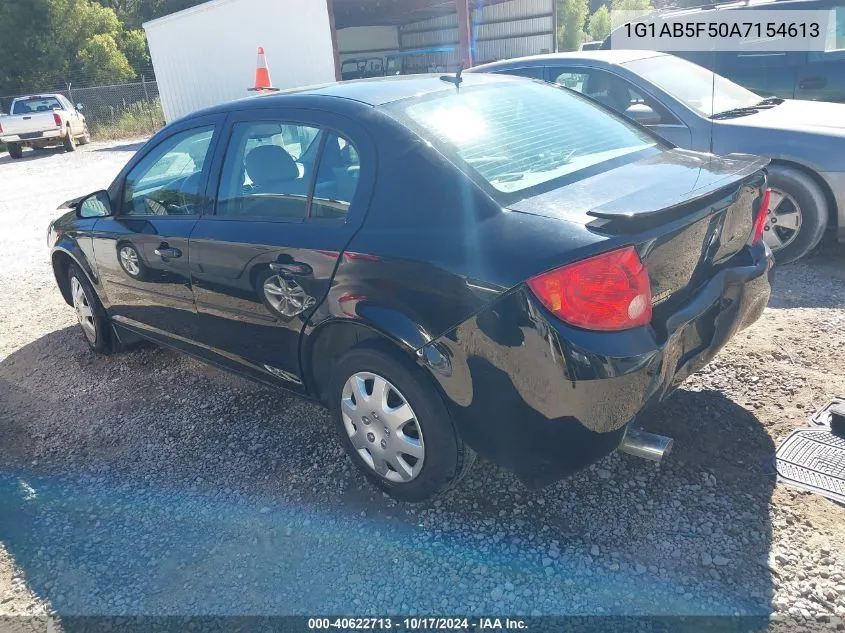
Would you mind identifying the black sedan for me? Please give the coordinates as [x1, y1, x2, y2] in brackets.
[49, 74, 773, 501]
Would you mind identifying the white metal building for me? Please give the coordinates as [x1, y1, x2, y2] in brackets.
[144, 0, 556, 122]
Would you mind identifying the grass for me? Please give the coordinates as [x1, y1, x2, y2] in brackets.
[89, 98, 165, 141]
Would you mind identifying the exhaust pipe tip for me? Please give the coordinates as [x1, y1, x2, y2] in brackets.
[618, 427, 673, 463]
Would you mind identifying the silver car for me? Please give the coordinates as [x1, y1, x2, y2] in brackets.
[471, 51, 845, 263]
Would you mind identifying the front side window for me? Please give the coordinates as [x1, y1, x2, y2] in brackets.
[624, 55, 761, 117]
[553, 68, 674, 124]
[555, 69, 644, 112]
[384, 81, 659, 195]
[216, 121, 323, 221]
[122, 126, 215, 216]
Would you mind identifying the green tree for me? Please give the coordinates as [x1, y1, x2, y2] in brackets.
[122, 28, 151, 76]
[557, 0, 589, 51]
[0, 0, 144, 93]
[611, 0, 654, 12]
[100, 0, 206, 28]
[587, 5, 612, 41]
[78, 33, 135, 84]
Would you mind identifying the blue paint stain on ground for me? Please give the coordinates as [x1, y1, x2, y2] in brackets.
[0, 470, 765, 617]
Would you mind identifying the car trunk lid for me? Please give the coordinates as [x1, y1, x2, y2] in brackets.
[508, 148, 769, 327]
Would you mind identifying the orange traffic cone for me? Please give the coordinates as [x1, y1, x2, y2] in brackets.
[249, 46, 278, 92]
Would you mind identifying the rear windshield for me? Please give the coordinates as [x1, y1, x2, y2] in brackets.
[383, 81, 661, 196]
[11, 97, 63, 115]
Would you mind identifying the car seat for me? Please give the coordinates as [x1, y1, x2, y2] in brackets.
[243, 145, 308, 219]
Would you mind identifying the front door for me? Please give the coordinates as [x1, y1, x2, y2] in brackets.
[91, 122, 220, 344]
[188, 109, 374, 389]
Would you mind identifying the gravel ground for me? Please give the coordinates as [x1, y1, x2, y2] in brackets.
[1, 141, 845, 625]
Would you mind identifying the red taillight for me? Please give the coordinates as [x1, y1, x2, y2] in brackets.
[527, 246, 652, 332]
[53, 112, 62, 127]
[751, 188, 771, 246]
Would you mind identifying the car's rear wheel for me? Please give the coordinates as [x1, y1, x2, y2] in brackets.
[7, 143, 23, 159]
[63, 127, 76, 152]
[68, 263, 111, 354]
[764, 165, 828, 264]
[330, 343, 475, 501]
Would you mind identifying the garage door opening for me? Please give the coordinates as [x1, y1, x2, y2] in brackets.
[330, 0, 557, 81]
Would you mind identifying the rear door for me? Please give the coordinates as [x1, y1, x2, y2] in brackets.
[91, 117, 223, 345]
[188, 108, 376, 389]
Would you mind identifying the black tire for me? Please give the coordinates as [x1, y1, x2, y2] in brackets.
[78, 124, 91, 145]
[67, 263, 111, 354]
[63, 127, 76, 152]
[330, 342, 475, 501]
[7, 143, 23, 159]
[766, 165, 828, 264]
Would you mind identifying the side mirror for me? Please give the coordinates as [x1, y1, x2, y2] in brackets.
[77, 191, 112, 219]
[625, 103, 662, 126]
[76, 103, 84, 110]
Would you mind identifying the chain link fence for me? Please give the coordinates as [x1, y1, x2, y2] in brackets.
[1, 78, 165, 141]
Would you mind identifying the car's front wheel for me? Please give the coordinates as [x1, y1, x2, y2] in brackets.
[68, 264, 111, 354]
[330, 343, 475, 501]
[764, 165, 828, 264]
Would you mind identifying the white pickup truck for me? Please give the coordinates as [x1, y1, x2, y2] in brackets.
[0, 94, 90, 159]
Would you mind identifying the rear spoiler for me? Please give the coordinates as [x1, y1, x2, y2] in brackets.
[586, 153, 769, 221]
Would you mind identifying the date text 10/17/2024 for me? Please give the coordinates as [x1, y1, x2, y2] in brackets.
[307, 617, 528, 630]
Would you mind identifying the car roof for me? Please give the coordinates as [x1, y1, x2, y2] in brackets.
[184, 72, 522, 120]
[658, 0, 820, 16]
[470, 50, 666, 72]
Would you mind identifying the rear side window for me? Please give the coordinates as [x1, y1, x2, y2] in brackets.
[311, 133, 360, 219]
[216, 122, 360, 221]
[12, 97, 63, 114]
[384, 82, 659, 195]
[216, 121, 322, 221]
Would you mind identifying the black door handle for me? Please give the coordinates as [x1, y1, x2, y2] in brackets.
[154, 246, 182, 258]
[270, 261, 312, 276]
[799, 77, 827, 90]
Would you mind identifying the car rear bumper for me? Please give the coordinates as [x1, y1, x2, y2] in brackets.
[423, 242, 773, 487]
[0, 129, 63, 144]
